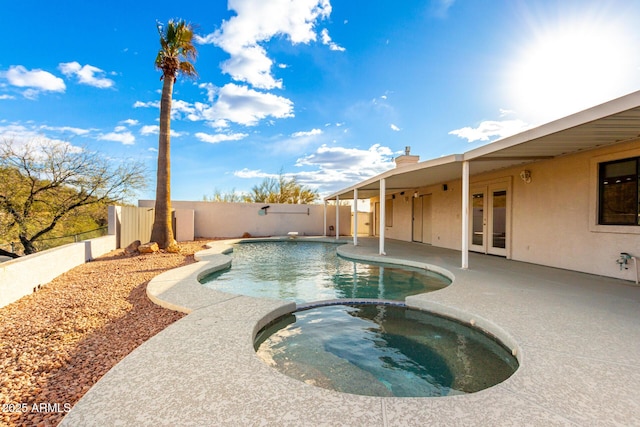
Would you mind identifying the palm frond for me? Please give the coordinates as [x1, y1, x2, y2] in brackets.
[155, 19, 198, 79]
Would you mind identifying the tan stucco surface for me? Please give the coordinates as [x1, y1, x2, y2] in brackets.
[138, 200, 353, 238]
[372, 139, 640, 281]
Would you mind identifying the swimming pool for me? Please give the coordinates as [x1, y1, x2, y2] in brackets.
[199, 241, 450, 303]
[254, 303, 519, 397]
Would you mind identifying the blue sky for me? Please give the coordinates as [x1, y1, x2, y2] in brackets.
[2, 0, 640, 201]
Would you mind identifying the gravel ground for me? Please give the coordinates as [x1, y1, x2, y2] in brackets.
[0, 241, 209, 427]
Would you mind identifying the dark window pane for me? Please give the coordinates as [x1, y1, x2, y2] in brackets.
[599, 158, 638, 225]
[602, 159, 635, 179]
[472, 193, 484, 246]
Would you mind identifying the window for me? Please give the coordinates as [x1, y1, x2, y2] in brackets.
[598, 157, 640, 225]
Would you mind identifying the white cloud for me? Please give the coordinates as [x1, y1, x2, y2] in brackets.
[98, 130, 135, 145]
[0, 124, 83, 155]
[198, 83, 294, 126]
[134, 83, 294, 128]
[59, 62, 114, 88]
[320, 28, 345, 52]
[140, 125, 159, 135]
[39, 125, 90, 135]
[1, 123, 90, 146]
[449, 119, 531, 143]
[3, 65, 66, 95]
[234, 144, 395, 195]
[207, 119, 230, 129]
[499, 109, 516, 117]
[220, 45, 280, 90]
[390, 124, 400, 131]
[0, 94, 15, 100]
[296, 144, 393, 170]
[292, 128, 322, 138]
[121, 119, 139, 126]
[199, 0, 333, 89]
[133, 100, 160, 108]
[196, 132, 249, 144]
[234, 168, 274, 179]
[294, 143, 394, 188]
[0, 124, 44, 141]
[140, 125, 185, 137]
[171, 99, 197, 118]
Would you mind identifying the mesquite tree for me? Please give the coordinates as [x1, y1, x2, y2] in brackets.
[0, 138, 145, 255]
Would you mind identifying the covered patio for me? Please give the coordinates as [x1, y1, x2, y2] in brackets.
[324, 90, 640, 272]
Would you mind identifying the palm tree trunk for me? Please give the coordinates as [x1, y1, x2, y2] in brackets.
[150, 76, 176, 250]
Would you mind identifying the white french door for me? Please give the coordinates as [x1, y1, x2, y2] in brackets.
[412, 194, 432, 244]
[469, 182, 510, 257]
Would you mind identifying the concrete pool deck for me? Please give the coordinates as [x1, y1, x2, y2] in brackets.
[61, 237, 640, 426]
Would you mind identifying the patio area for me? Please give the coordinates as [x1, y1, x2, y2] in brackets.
[61, 237, 640, 426]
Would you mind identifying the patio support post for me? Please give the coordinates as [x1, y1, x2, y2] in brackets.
[461, 160, 469, 269]
[353, 189, 358, 246]
[323, 200, 327, 237]
[379, 178, 386, 255]
[335, 196, 340, 240]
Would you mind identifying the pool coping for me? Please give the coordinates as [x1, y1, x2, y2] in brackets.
[62, 237, 640, 426]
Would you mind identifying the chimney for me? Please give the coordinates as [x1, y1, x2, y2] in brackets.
[394, 146, 419, 168]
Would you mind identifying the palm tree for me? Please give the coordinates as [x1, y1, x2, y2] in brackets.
[150, 19, 197, 250]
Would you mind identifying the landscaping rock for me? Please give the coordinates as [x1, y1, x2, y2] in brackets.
[124, 240, 141, 255]
[138, 242, 159, 254]
[0, 241, 206, 426]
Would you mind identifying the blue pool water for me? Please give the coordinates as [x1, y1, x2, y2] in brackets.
[199, 241, 450, 302]
[254, 304, 519, 397]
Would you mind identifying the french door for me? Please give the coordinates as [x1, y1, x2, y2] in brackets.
[412, 194, 432, 244]
[470, 183, 510, 257]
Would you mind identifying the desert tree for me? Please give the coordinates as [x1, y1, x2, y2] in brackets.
[150, 19, 197, 251]
[0, 138, 145, 255]
[246, 173, 319, 204]
[203, 188, 247, 203]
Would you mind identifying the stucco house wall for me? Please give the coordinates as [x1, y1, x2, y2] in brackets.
[369, 139, 640, 281]
[508, 139, 639, 280]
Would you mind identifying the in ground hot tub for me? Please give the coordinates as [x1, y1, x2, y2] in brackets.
[254, 303, 519, 397]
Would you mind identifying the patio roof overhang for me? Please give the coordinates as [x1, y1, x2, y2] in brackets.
[325, 90, 640, 201]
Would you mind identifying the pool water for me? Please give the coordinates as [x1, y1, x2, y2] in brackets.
[200, 241, 450, 303]
[254, 304, 519, 397]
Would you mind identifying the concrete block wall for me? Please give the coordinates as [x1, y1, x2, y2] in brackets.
[137, 200, 351, 238]
[0, 235, 116, 308]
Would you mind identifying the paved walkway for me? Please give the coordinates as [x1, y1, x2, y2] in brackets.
[61, 238, 640, 426]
